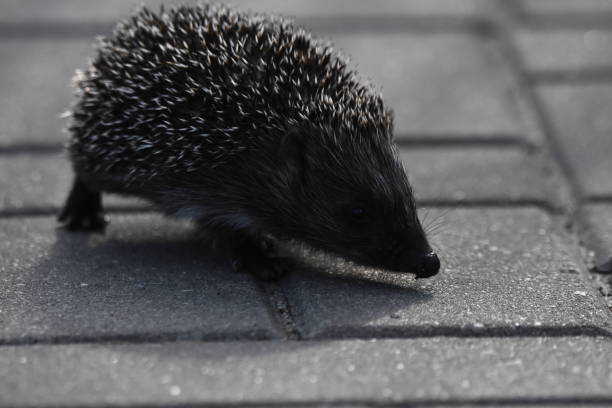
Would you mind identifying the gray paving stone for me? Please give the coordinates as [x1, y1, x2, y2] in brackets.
[1, 337, 611, 406]
[536, 83, 612, 198]
[0, 0, 492, 24]
[0, 152, 148, 213]
[514, 29, 612, 73]
[0, 38, 93, 147]
[0, 153, 68, 212]
[280, 208, 610, 338]
[518, 0, 612, 15]
[401, 146, 562, 205]
[235, 0, 493, 19]
[1, 147, 561, 213]
[0, 28, 525, 147]
[578, 203, 612, 272]
[0, 215, 280, 343]
[328, 33, 528, 140]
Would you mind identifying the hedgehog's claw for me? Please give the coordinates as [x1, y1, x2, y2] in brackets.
[58, 178, 108, 233]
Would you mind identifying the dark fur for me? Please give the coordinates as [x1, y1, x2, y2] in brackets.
[61, 4, 438, 279]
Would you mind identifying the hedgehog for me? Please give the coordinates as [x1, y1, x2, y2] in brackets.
[58, 3, 441, 280]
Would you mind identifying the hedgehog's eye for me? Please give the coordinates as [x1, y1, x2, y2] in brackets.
[349, 207, 368, 223]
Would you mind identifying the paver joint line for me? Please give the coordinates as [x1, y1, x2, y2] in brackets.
[0, 202, 565, 220]
[0, 16, 494, 39]
[528, 71, 612, 83]
[0, 144, 64, 155]
[254, 280, 302, 340]
[1, 325, 610, 348]
[3, 397, 612, 408]
[491, 15, 581, 216]
[394, 134, 534, 148]
[0, 206, 154, 218]
[516, 15, 612, 29]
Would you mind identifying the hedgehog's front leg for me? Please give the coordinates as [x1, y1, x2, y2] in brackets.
[221, 230, 288, 281]
[58, 177, 108, 232]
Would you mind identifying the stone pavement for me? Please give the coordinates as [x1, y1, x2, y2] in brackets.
[1, 0, 611, 406]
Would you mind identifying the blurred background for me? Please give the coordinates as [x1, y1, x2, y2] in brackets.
[1, 0, 611, 218]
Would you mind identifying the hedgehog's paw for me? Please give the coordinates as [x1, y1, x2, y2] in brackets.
[59, 208, 108, 232]
[230, 243, 288, 281]
[58, 179, 108, 233]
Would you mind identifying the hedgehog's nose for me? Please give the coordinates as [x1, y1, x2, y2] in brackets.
[415, 251, 440, 279]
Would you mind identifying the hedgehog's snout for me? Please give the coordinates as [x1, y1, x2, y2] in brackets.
[414, 251, 440, 279]
[389, 247, 440, 279]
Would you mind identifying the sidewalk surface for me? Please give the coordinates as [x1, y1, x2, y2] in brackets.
[1, 1, 612, 407]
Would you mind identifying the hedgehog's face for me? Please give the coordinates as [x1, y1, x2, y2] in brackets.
[274, 129, 440, 279]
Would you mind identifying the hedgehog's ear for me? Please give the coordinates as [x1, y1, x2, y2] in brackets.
[277, 128, 307, 186]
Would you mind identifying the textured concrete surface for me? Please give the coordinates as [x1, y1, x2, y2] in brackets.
[2, 338, 611, 407]
[536, 83, 612, 198]
[281, 208, 610, 338]
[0, 38, 92, 148]
[0, 215, 281, 343]
[0, 0, 494, 23]
[579, 204, 612, 272]
[0, 147, 560, 212]
[0, 153, 68, 212]
[400, 146, 562, 205]
[514, 29, 612, 73]
[518, 0, 612, 15]
[1, 0, 612, 407]
[331, 33, 527, 140]
[0, 153, 148, 213]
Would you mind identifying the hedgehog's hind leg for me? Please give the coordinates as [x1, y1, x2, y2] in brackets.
[58, 177, 108, 232]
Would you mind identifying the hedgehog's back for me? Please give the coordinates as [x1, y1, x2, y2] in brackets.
[68, 4, 389, 188]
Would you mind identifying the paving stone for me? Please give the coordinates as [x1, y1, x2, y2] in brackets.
[0, 0, 492, 24]
[1, 337, 611, 406]
[401, 146, 562, 205]
[0, 38, 93, 147]
[514, 29, 612, 74]
[518, 0, 612, 16]
[536, 83, 612, 198]
[578, 203, 612, 272]
[235, 0, 493, 19]
[280, 208, 610, 338]
[0, 152, 148, 213]
[328, 33, 527, 140]
[0, 147, 560, 213]
[0, 215, 280, 343]
[0, 153, 67, 212]
[0, 29, 525, 148]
